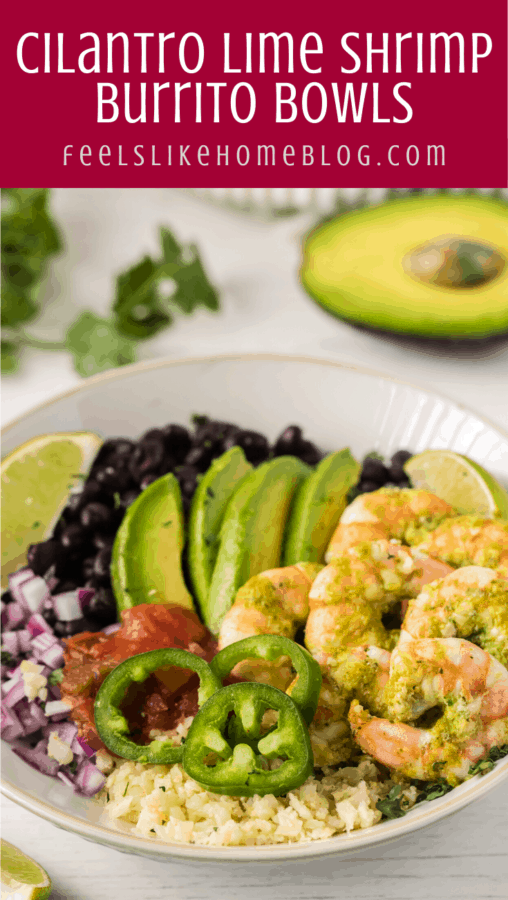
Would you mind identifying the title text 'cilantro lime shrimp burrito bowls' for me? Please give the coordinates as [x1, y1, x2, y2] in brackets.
[2, 417, 508, 847]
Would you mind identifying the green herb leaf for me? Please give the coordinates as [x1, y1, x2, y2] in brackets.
[65, 312, 136, 377]
[48, 668, 64, 685]
[112, 227, 219, 340]
[1, 650, 14, 666]
[1, 189, 62, 334]
[469, 744, 508, 777]
[376, 785, 407, 820]
[1, 340, 20, 374]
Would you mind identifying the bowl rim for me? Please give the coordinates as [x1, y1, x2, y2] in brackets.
[2, 351, 508, 862]
[3, 351, 508, 444]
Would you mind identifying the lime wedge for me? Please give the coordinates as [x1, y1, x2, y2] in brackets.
[404, 449, 508, 518]
[1, 431, 102, 587]
[1, 839, 52, 900]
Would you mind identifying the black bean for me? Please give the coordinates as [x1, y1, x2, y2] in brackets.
[96, 466, 134, 494]
[388, 450, 412, 482]
[80, 503, 112, 531]
[64, 493, 85, 517]
[297, 440, 322, 466]
[41, 608, 57, 628]
[193, 418, 237, 445]
[91, 438, 135, 471]
[80, 479, 106, 505]
[358, 480, 382, 493]
[54, 618, 90, 638]
[60, 524, 89, 549]
[129, 440, 165, 481]
[82, 557, 96, 581]
[273, 425, 303, 456]
[229, 430, 271, 464]
[162, 424, 191, 462]
[175, 465, 200, 496]
[88, 588, 117, 625]
[27, 540, 65, 576]
[94, 549, 112, 580]
[184, 445, 214, 471]
[361, 457, 390, 484]
[139, 473, 158, 491]
[120, 490, 140, 510]
[93, 533, 115, 551]
[54, 579, 79, 593]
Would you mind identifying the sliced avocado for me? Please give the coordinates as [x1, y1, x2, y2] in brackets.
[301, 195, 508, 339]
[283, 449, 360, 565]
[188, 447, 253, 623]
[206, 456, 311, 635]
[111, 472, 194, 613]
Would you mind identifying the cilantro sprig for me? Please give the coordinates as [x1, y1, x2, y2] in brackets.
[2, 189, 220, 376]
[376, 744, 508, 821]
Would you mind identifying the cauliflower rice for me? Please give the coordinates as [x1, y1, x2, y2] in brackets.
[100, 719, 418, 847]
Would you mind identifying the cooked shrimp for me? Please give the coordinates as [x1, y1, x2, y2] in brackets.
[305, 540, 451, 710]
[348, 637, 508, 785]
[311, 539, 452, 612]
[218, 562, 322, 650]
[326, 488, 454, 560]
[401, 567, 508, 666]
[412, 515, 508, 570]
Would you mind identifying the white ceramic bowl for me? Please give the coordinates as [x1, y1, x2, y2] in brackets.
[2, 354, 508, 862]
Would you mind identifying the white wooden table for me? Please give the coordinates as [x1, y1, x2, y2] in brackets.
[2, 188, 508, 899]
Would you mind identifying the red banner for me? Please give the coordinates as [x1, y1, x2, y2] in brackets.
[1, 0, 507, 186]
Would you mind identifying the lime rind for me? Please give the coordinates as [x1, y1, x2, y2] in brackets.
[1, 840, 52, 900]
[1, 432, 102, 587]
[404, 450, 508, 518]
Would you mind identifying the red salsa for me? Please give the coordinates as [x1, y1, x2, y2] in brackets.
[61, 604, 217, 751]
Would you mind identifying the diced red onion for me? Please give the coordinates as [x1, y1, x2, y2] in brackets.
[57, 771, 76, 789]
[78, 588, 95, 612]
[3, 677, 26, 708]
[73, 735, 95, 758]
[21, 577, 50, 614]
[17, 630, 32, 654]
[74, 759, 106, 796]
[4, 601, 26, 630]
[0, 703, 24, 742]
[45, 699, 72, 717]
[1, 631, 20, 657]
[12, 739, 60, 777]
[43, 720, 78, 746]
[102, 623, 121, 635]
[16, 699, 48, 734]
[27, 614, 54, 638]
[52, 591, 82, 622]
[45, 576, 60, 594]
[40, 644, 65, 669]
[0, 665, 8, 680]
[9, 568, 36, 604]
[9, 569, 50, 617]
[30, 630, 59, 657]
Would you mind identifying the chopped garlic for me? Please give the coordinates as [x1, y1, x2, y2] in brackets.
[47, 731, 74, 766]
[20, 659, 48, 702]
[95, 749, 115, 774]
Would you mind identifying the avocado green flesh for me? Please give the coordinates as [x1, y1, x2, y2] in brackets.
[206, 456, 311, 636]
[188, 447, 253, 627]
[301, 196, 508, 339]
[111, 473, 194, 612]
[283, 449, 360, 565]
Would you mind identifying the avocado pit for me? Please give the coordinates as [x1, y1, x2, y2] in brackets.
[403, 235, 506, 289]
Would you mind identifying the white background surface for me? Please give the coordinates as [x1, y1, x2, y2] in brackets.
[2, 189, 508, 898]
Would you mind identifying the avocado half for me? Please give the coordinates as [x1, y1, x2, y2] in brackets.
[301, 194, 508, 339]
